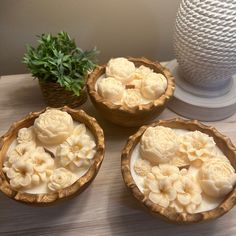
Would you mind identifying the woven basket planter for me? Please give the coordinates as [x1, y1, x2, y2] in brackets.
[39, 80, 87, 108]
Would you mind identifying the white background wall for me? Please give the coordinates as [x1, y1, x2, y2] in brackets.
[0, 0, 181, 75]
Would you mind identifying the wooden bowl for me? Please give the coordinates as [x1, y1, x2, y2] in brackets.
[0, 106, 105, 205]
[121, 118, 236, 223]
[87, 57, 175, 127]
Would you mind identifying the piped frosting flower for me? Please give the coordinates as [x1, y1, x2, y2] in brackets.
[48, 168, 76, 191]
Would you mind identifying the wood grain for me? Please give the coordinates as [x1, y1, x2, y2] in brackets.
[0, 74, 236, 236]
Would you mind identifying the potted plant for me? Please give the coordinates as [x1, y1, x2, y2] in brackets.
[23, 31, 98, 108]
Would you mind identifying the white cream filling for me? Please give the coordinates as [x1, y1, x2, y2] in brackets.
[4, 121, 95, 194]
[130, 128, 227, 213]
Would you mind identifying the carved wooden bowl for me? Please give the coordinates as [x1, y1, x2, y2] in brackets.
[0, 106, 105, 205]
[121, 118, 236, 223]
[87, 57, 175, 127]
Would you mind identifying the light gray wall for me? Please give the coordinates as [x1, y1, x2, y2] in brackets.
[0, 0, 181, 75]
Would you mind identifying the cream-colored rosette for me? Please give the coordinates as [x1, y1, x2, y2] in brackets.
[56, 125, 96, 170]
[178, 131, 216, 167]
[48, 167, 76, 191]
[3, 145, 54, 189]
[106, 57, 135, 84]
[140, 126, 179, 164]
[198, 158, 236, 198]
[97, 77, 125, 103]
[141, 72, 167, 100]
[122, 89, 143, 108]
[34, 109, 73, 145]
[17, 127, 36, 144]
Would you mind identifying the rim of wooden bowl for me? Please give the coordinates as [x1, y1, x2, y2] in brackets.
[121, 118, 236, 224]
[87, 57, 175, 114]
[0, 106, 105, 205]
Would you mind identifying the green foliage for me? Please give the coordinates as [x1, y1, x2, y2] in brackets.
[23, 32, 98, 96]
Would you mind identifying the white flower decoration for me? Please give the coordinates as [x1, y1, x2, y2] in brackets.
[48, 168, 76, 191]
[130, 65, 153, 81]
[198, 158, 236, 198]
[172, 174, 202, 213]
[6, 143, 35, 164]
[106, 57, 136, 84]
[140, 126, 179, 164]
[151, 164, 180, 182]
[178, 131, 216, 166]
[4, 158, 36, 189]
[17, 127, 36, 144]
[141, 72, 167, 99]
[30, 149, 55, 182]
[34, 109, 73, 145]
[56, 134, 96, 170]
[134, 158, 152, 176]
[97, 77, 125, 103]
[145, 176, 177, 208]
[122, 89, 143, 108]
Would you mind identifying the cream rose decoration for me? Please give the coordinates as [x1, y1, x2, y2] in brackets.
[97, 77, 125, 103]
[141, 72, 167, 100]
[178, 131, 216, 166]
[48, 168, 76, 191]
[56, 133, 96, 170]
[198, 158, 236, 198]
[106, 57, 135, 84]
[140, 126, 179, 164]
[17, 127, 36, 144]
[122, 89, 143, 108]
[130, 65, 153, 81]
[34, 109, 73, 145]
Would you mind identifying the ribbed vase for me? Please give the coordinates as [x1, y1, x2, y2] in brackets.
[174, 0, 236, 92]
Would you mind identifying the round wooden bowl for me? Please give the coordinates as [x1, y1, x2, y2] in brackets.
[121, 118, 236, 223]
[0, 106, 105, 205]
[87, 57, 175, 127]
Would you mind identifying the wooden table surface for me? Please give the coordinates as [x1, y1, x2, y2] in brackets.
[0, 74, 236, 236]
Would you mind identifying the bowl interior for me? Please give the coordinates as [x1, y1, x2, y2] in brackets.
[121, 118, 236, 223]
[0, 107, 105, 205]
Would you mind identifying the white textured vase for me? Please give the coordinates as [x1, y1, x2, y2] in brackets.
[174, 0, 236, 93]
